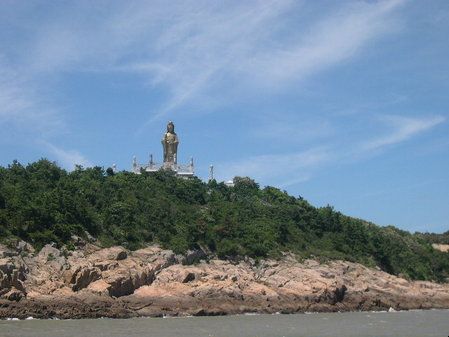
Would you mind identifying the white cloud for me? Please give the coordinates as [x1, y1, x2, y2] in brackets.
[217, 147, 332, 186]
[243, 0, 405, 84]
[0, 59, 65, 135]
[9, 0, 405, 126]
[361, 115, 445, 151]
[0, 71, 31, 118]
[217, 113, 445, 187]
[43, 141, 92, 170]
[133, 0, 406, 122]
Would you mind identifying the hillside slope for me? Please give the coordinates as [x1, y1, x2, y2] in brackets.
[0, 159, 448, 282]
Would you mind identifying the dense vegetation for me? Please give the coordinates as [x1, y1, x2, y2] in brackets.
[415, 231, 449, 245]
[0, 159, 448, 282]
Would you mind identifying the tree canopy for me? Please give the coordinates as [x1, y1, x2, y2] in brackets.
[0, 159, 448, 282]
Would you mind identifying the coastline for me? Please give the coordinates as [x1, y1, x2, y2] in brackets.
[1, 243, 449, 319]
[2, 308, 449, 321]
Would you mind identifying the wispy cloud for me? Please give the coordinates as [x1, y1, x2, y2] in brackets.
[0, 67, 31, 119]
[10, 0, 405, 127]
[241, 0, 405, 85]
[361, 115, 445, 151]
[217, 147, 333, 186]
[218, 113, 445, 187]
[43, 141, 92, 170]
[0, 58, 65, 135]
[1, 52, 89, 168]
[133, 0, 406, 123]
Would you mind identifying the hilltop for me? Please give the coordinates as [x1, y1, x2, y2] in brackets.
[0, 159, 448, 282]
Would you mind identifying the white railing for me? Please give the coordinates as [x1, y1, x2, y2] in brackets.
[132, 160, 194, 176]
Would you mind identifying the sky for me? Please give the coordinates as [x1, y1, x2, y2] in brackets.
[1, 0, 448, 233]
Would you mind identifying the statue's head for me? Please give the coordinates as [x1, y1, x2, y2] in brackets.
[167, 121, 175, 133]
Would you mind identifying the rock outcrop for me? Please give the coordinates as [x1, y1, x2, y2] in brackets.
[0, 243, 448, 319]
[433, 244, 449, 253]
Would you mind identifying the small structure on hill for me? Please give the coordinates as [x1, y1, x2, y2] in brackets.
[132, 121, 195, 177]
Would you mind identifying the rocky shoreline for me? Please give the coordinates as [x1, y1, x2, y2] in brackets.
[1, 241, 449, 319]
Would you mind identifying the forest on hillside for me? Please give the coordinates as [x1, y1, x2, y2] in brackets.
[0, 159, 448, 282]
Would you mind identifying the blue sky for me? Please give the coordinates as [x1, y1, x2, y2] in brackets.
[1, 0, 448, 233]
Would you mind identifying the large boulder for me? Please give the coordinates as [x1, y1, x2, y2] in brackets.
[103, 265, 157, 297]
[0, 257, 28, 300]
[16, 240, 34, 255]
[0, 244, 17, 258]
[2, 287, 24, 301]
[179, 248, 208, 265]
[35, 244, 66, 270]
[89, 246, 128, 262]
[86, 279, 111, 296]
[70, 266, 102, 291]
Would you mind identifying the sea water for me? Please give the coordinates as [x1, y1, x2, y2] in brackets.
[1, 309, 448, 337]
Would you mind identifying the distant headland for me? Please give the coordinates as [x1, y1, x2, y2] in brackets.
[0, 135, 448, 317]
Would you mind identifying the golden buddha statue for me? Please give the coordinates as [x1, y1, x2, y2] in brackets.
[161, 121, 179, 164]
